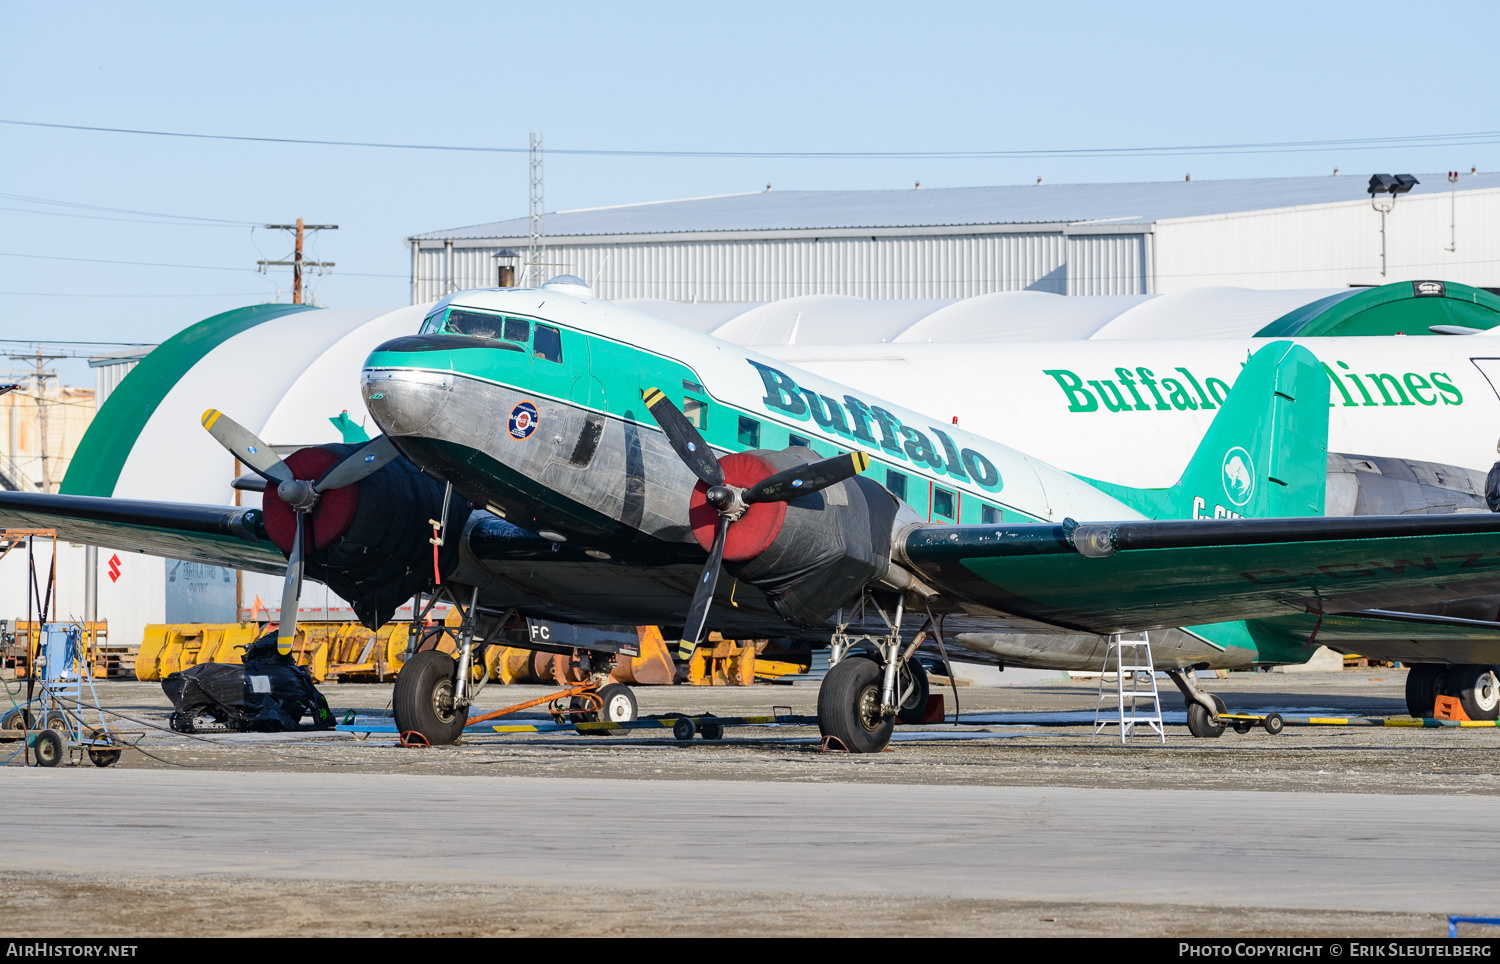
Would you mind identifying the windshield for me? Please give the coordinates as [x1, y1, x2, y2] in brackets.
[423, 306, 539, 348]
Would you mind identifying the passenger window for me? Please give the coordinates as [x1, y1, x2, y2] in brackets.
[738, 416, 760, 447]
[788, 434, 810, 448]
[981, 504, 1000, 525]
[932, 487, 955, 520]
[533, 325, 563, 363]
[503, 317, 531, 343]
[886, 470, 908, 502]
[445, 308, 503, 339]
[684, 398, 707, 429]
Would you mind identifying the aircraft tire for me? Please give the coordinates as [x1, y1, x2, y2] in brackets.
[1404, 664, 1445, 718]
[393, 650, 468, 745]
[33, 728, 64, 767]
[1185, 696, 1226, 739]
[896, 657, 931, 725]
[1445, 664, 1500, 721]
[817, 655, 894, 753]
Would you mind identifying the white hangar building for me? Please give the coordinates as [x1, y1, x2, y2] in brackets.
[410, 172, 1500, 304]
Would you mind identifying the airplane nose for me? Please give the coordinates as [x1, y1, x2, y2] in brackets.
[362, 366, 454, 437]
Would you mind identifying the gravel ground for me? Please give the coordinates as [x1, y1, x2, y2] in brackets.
[4, 669, 1495, 938]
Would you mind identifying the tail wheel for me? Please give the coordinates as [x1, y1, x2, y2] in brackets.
[1185, 695, 1227, 739]
[1446, 664, 1500, 721]
[393, 650, 468, 745]
[33, 728, 65, 767]
[896, 657, 931, 725]
[817, 655, 894, 753]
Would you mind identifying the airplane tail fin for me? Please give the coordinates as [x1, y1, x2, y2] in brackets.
[1092, 340, 1329, 520]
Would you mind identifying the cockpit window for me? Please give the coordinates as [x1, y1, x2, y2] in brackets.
[503, 317, 530, 344]
[420, 308, 447, 334]
[444, 308, 505, 339]
[534, 325, 563, 363]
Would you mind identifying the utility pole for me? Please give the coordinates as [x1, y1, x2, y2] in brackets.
[7, 349, 63, 492]
[528, 134, 545, 287]
[259, 218, 337, 304]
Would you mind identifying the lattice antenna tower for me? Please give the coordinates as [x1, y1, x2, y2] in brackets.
[528, 133, 545, 287]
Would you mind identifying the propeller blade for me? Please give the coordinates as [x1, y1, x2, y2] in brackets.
[276, 512, 305, 657]
[676, 515, 728, 660]
[201, 409, 293, 484]
[314, 434, 400, 492]
[743, 451, 869, 504]
[642, 388, 723, 487]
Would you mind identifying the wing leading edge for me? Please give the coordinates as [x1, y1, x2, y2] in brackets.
[899, 515, 1500, 635]
[0, 491, 286, 574]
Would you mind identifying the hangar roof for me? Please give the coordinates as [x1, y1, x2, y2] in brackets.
[414, 173, 1500, 242]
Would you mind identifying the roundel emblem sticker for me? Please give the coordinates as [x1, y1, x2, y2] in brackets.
[1222, 446, 1255, 507]
[508, 401, 539, 440]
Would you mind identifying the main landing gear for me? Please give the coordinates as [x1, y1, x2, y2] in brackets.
[391, 590, 640, 745]
[816, 592, 938, 753]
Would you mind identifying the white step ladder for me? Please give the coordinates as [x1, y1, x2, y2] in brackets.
[1091, 633, 1165, 744]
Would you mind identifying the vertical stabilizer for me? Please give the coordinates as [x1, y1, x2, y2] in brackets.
[1088, 340, 1329, 520]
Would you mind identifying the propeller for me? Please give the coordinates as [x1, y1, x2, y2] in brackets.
[201, 409, 401, 654]
[641, 388, 870, 659]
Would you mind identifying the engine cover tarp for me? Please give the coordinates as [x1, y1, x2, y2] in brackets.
[729, 447, 898, 627]
[161, 636, 335, 732]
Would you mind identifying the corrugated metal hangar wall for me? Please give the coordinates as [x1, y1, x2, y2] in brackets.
[409, 174, 1500, 304]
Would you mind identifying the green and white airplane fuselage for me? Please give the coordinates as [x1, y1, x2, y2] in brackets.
[361, 281, 1314, 673]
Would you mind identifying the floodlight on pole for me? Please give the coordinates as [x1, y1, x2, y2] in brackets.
[1368, 173, 1419, 277]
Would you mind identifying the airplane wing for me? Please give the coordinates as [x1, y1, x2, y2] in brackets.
[1253, 609, 1500, 665]
[899, 514, 1500, 635]
[0, 491, 286, 573]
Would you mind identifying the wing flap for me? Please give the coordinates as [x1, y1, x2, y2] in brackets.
[900, 514, 1500, 635]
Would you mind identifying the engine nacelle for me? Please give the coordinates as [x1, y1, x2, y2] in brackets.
[260, 444, 470, 629]
[689, 447, 900, 627]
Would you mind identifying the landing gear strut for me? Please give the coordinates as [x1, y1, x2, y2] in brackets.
[1166, 668, 1227, 739]
[817, 592, 935, 753]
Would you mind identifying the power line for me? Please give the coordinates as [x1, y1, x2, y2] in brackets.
[0, 290, 274, 298]
[4, 117, 1500, 160]
[0, 338, 155, 346]
[0, 190, 259, 225]
[0, 250, 403, 278]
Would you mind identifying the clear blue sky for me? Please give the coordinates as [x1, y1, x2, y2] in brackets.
[2, 0, 1497, 384]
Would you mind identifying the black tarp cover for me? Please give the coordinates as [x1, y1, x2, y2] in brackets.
[161, 635, 335, 732]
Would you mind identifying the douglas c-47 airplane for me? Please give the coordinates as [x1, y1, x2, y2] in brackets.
[10, 277, 1500, 751]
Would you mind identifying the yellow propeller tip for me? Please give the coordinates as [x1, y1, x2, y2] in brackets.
[852, 452, 870, 472]
[643, 388, 665, 405]
[201, 409, 220, 429]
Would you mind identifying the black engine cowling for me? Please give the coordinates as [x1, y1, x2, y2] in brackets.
[260, 444, 470, 629]
[690, 447, 898, 627]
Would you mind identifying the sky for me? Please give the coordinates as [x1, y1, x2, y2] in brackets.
[2, 0, 1498, 385]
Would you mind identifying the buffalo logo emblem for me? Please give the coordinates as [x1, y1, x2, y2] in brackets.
[1222, 447, 1254, 507]
[508, 401, 539, 440]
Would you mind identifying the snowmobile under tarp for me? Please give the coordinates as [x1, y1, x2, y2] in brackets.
[162, 634, 335, 733]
